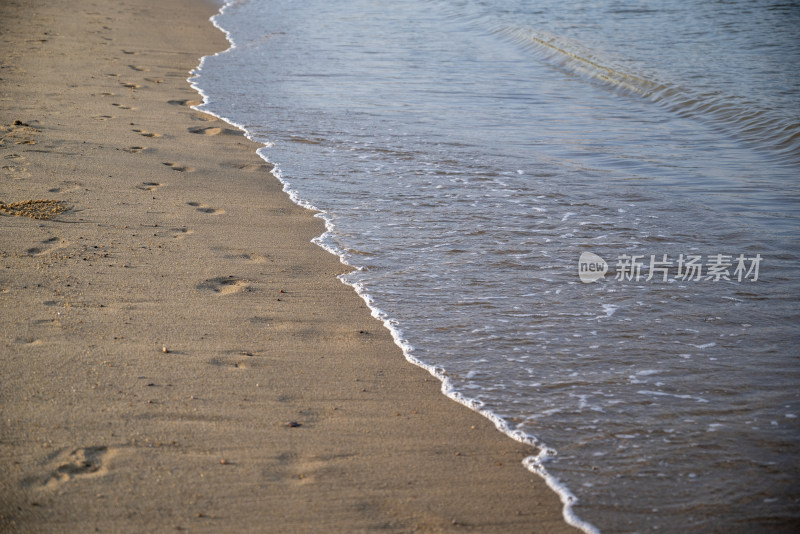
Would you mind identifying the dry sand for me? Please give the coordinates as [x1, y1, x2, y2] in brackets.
[0, 0, 581, 532]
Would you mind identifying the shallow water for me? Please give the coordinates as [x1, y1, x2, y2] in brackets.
[194, 1, 800, 531]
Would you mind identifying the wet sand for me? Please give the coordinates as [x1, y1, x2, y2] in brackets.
[0, 0, 580, 531]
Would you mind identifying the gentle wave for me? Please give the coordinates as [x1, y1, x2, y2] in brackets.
[494, 24, 800, 164]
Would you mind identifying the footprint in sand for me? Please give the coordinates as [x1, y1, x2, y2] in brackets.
[121, 49, 136, 55]
[168, 227, 194, 240]
[112, 103, 135, 110]
[48, 181, 83, 194]
[133, 129, 161, 138]
[188, 126, 242, 137]
[190, 113, 215, 123]
[2, 156, 29, 179]
[128, 65, 149, 72]
[14, 336, 43, 346]
[120, 82, 141, 89]
[221, 161, 272, 172]
[196, 276, 250, 295]
[1, 120, 40, 146]
[135, 182, 162, 191]
[39, 446, 115, 490]
[168, 99, 203, 107]
[264, 450, 348, 485]
[187, 201, 224, 215]
[123, 146, 146, 153]
[26, 236, 68, 256]
[162, 162, 194, 172]
[224, 251, 268, 264]
[241, 252, 268, 263]
[188, 126, 222, 136]
[93, 115, 115, 121]
[207, 354, 255, 370]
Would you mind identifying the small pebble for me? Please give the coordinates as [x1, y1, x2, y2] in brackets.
[162, 346, 169, 353]
[286, 421, 301, 428]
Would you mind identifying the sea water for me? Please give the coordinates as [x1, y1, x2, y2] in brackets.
[192, 1, 800, 531]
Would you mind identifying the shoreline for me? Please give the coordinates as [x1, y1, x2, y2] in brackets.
[0, 0, 580, 532]
[190, 13, 596, 531]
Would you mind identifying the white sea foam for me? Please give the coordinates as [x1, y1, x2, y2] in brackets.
[637, 390, 709, 403]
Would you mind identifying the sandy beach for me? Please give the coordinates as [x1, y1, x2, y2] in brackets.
[0, 0, 579, 531]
